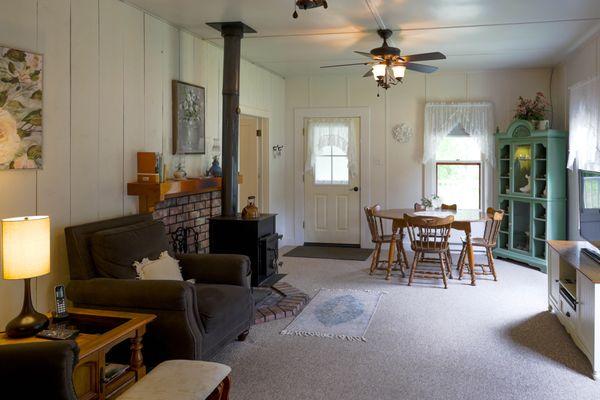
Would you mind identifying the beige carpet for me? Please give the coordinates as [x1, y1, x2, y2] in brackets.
[212, 248, 599, 400]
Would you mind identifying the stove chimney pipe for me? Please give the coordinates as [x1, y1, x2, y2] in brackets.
[207, 22, 256, 217]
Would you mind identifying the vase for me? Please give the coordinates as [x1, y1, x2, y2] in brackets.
[537, 120, 549, 131]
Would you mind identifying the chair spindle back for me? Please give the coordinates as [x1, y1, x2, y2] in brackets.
[364, 205, 385, 242]
[483, 207, 505, 247]
[404, 214, 454, 252]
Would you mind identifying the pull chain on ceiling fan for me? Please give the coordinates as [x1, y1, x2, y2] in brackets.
[321, 29, 446, 91]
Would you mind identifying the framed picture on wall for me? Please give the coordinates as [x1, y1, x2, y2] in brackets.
[172, 80, 205, 155]
[0, 46, 43, 169]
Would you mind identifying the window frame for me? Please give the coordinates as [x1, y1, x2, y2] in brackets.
[435, 161, 482, 209]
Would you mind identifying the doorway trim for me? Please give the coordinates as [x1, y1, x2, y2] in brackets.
[294, 107, 371, 248]
[240, 106, 270, 213]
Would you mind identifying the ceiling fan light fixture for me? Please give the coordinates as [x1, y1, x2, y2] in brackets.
[392, 65, 406, 80]
[372, 63, 386, 79]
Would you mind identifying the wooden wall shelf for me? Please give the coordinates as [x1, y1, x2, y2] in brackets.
[127, 177, 222, 213]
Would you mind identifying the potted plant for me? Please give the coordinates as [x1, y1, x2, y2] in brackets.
[514, 92, 551, 130]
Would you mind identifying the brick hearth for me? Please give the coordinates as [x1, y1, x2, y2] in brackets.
[152, 189, 221, 253]
[254, 282, 310, 324]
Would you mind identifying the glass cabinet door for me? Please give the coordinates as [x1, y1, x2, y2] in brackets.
[511, 200, 531, 254]
[512, 144, 532, 195]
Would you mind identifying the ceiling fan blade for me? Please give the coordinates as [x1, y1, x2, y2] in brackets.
[362, 69, 373, 78]
[402, 52, 446, 62]
[354, 51, 382, 60]
[320, 62, 370, 69]
[405, 63, 438, 73]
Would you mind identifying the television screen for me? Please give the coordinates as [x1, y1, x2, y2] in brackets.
[579, 170, 600, 250]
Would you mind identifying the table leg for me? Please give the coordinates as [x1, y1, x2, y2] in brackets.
[465, 231, 476, 286]
[386, 227, 397, 281]
[130, 328, 146, 380]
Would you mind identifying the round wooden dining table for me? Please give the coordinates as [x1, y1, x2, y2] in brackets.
[374, 208, 491, 286]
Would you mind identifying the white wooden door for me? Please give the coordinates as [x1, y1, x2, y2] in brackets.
[304, 117, 360, 245]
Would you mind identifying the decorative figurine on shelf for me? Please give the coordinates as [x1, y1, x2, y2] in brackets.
[520, 174, 531, 193]
[173, 162, 187, 180]
[542, 185, 547, 197]
[206, 155, 222, 177]
[242, 196, 260, 219]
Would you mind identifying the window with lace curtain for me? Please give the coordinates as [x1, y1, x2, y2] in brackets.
[305, 117, 359, 185]
[435, 125, 482, 208]
[424, 102, 494, 209]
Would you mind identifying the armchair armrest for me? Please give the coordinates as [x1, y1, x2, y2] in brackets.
[0, 341, 79, 400]
[67, 278, 196, 311]
[177, 254, 251, 288]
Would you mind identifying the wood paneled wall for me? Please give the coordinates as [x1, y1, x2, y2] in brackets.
[0, 0, 285, 327]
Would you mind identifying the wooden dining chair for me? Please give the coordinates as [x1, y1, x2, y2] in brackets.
[414, 202, 426, 211]
[404, 214, 454, 289]
[457, 207, 505, 281]
[440, 203, 457, 265]
[364, 205, 409, 276]
[441, 203, 457, 211]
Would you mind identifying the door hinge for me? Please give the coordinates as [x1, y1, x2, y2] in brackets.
[303, 221, 305, 229]
[302, 128, 305, 136]
[302, 173, 305, 182]
[256, 129, 262, 137]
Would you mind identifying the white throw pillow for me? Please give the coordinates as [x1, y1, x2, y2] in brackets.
[133, 251, 184, 281]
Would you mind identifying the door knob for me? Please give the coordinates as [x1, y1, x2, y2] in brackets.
[349, 186, 359, 192]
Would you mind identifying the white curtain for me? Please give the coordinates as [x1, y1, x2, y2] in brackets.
[423, 102, 495, 165]
[305, 117, 359, 178]
[568, 76, 600, 171]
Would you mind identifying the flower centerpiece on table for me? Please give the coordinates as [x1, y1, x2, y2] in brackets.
[421, 194, 441, 210]
[514, 92, 551, 130]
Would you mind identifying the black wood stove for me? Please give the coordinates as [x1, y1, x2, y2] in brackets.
[209, 214, 281, 286]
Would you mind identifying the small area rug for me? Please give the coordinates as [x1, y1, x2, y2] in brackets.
[283, 246, 373, 261]
[281, 289, 384, 342]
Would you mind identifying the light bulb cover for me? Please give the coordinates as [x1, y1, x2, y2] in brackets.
[392, 65, 406, 79]
[372, 63, 386, 78]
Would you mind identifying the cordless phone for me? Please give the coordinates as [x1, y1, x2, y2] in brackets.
[36, 284, 79, 340]
[53, 284, 68, 319]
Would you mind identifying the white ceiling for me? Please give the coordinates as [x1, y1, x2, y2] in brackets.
[125, 0, 600, 77]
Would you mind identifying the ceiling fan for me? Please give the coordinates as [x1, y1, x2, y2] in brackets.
[321, 29, 446, 90]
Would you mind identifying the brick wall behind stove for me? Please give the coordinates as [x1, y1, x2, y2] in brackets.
[152, 190, 222, 253]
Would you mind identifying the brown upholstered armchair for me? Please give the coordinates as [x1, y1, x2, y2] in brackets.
[65, 214, 254, 368]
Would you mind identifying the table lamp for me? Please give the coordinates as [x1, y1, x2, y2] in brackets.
[2, 216, 50, 338]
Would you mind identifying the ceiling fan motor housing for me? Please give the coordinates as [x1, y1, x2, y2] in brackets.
[371, 29, 401, 58]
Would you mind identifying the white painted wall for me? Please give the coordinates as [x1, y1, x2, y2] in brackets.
[0, 0, 285, 327]
[284, 69, 553, 245]
[551, 29, 600, 240]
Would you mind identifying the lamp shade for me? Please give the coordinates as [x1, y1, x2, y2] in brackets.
[372, 63, 386, 79]
[2, 216, 50, 280]
[392, 65, 406, 79]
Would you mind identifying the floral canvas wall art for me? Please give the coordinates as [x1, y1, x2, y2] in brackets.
[172, 80, 205, 155]
[0, 46, 43, 169]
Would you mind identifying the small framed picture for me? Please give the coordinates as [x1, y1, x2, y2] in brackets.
[172, 80, 205, 155]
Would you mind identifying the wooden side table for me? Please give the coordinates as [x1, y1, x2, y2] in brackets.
[0, 307, 156, 400]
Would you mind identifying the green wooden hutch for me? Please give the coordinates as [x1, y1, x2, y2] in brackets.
[493, 120, 567, 272]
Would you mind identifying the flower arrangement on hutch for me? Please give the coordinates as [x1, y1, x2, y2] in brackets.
[513, 92, 551, 131]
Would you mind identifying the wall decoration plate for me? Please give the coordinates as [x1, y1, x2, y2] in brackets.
[0, 46, 43, 169]
[392, 123, 412, 143]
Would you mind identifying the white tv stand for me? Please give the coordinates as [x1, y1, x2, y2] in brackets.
[548, 240, 600, 380]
